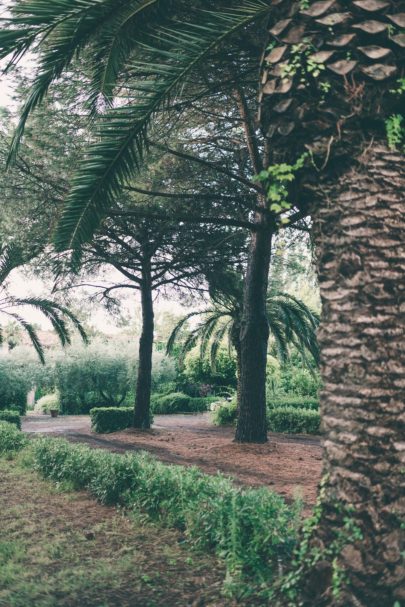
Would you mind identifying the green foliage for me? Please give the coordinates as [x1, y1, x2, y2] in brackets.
[386, 114, 404, 149]
[90, 407, 133, 434]
[34, 392, 60, 414]
[169, 281, 319, 391]
[150, 351, 177, 393]
[267, 407, 320, 434]
[266, 355, 321, 400]
[0, 421, 27, 455]
[0, 410, 21, 430]
[0, 1, 272, 250]
[389, 78, 405, 96]
[55, 348, 131, 414]
[151, 392, 216, 414]
[0, 243, 87, 363]
[30, 437, 301, 590]
[278, 482, 364, 605]
[268, 396, 319, 411]
[254, 155, 307, 224]
[211, 399, 238, 426]
[179, 352, 237, 394]
[0, 362, 29, 415]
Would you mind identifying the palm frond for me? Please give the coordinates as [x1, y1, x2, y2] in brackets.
[54, 1, 270, 251]
[210, 319, 233, 370]
[88, 0, 168, 111]
[166, 309, 212, 355]
[2, 0, 128, 161]
[0, 244, 24, 285]
[13, 297, 88, 347]
[267, 293, 320, 366]
[6, 312, 45, 363]
[198, 313, 227, 360]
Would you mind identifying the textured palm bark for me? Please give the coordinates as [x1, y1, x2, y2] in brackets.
[235, 225, 272, 443]
[304, 144, 405, 606]
[133, 275, 154, 429]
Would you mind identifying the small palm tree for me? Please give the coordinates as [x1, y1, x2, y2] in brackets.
[0, 243, 87, 362]
[167, 272, 319, 403]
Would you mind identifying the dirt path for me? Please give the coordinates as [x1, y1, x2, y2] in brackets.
[23, 413, 323, 507]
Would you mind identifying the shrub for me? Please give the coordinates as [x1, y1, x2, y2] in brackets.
[0, 421, 27, 454]
[55, 346, 132, 414]
[0, 410, 21, 429]
[178, 351, 237, 395]
[278, 365, 321, 398]
[151, 392, 215, 414]
[34, 392, 60, 414]
[267, 407, 320, 434]
[268, 396, 319, 410]
[211, 399, 238, 426]
[0, 362, 29, 414]
[30, 437, 300, 588]
[90, 407, 133, 433]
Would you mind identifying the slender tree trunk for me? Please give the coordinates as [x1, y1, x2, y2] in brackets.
[133, 274, 154, 429]
[234, 223, 272, 443]
[299, 144, 405, 606]
[230, 323, 242, 413]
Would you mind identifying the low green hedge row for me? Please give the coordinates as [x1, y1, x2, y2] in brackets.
[212, 401, 320, 434]
[268, 396, 319, 410]
[0, 410, 21, 429]
[27, 436, 300, 588]
[267, 407, 320, 435]
[151, 392, 216, 414]
[0, 421, 28, 454]
[90, 407, 133, 433]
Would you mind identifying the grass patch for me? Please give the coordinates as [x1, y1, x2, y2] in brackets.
[0, 458, 233, 607]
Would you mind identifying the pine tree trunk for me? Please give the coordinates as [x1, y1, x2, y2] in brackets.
[133, 275, 154, 429]
[301, 143, 405, 606]
[234, 225, 272, 443]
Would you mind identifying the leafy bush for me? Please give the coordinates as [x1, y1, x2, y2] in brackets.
[268, 396, 319, 410]
[0, 361, 29, 414]
[34, 392, 60, 414]
[151, 392, 215, 414]
[30, 437, 300, 588]
[177, 351, 237, 396]
[90, 407, 133, 433]
[267, 407, 320, 434]
[0, 421, 27, 454]
[211, 399, 238, 426]
[55, 347, 132, 414]
[266, 353, 321, 400]
[0, 410, 21, 429]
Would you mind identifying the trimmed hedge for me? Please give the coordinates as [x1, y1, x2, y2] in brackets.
[29, 437, 300, 587]
[267, 407, 320, 434]
[0, 421, 27, 454]
[151, 392, 216, 414]
[0, 410, 21, 429]
[90, 407, 133, 433]
[268, 396, 319, 410]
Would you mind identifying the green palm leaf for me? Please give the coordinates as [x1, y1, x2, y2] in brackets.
[53, 1, 270, 251]
[6, 312, 45, 363]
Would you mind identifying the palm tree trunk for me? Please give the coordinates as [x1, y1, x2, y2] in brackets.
[301, 143, 405, 606]
[234, 225, 272, 442]
[133, 272, 154, 429]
